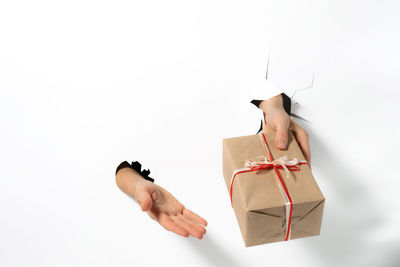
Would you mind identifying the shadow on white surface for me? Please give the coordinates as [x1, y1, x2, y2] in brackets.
[304, 126, 399, 266]
[187, 235, 241, 267]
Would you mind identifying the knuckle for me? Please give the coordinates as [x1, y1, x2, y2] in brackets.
[167, 210, 176, 216]
[176, 204, 184, 214]
[278, 114, 290, 125]
[283, 113, 290, 121]
[151, 191, 160, 201]
[281, 114, 290, 124]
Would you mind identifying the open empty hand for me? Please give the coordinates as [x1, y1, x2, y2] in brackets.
[132, 178, 207, 239]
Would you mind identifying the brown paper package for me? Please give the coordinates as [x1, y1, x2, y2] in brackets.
[222, 132, 325, 247]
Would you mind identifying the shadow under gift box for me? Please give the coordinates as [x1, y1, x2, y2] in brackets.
[222, 132, 325, 247]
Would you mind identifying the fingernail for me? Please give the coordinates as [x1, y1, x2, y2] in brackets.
[278, 141, 286, 149]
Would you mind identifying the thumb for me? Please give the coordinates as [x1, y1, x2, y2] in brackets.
[275, 125, 289, 150]
[136, 188, 153, 211]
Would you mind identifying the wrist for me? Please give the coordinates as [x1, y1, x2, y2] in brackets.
[116, 167, 144, 200]
[259, 94, 284, 112]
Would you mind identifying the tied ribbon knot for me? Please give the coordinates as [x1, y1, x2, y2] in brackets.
[229, 132, 308, 241]
[245, 156, 306, 177]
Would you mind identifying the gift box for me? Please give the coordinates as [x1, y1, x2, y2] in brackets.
[222, 131, 325, 247]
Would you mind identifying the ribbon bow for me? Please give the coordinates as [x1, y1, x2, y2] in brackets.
[245, 155, 307, 178]
[229, 132, 308, 241]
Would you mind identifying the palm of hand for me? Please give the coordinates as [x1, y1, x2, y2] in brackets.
[135, 179, 207, 239]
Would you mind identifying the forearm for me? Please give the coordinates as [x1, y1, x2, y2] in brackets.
[115, 168, 143, 200]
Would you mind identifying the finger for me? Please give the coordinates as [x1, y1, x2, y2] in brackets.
[178, 213, 206, 236]
[136, 188, 153, 211]
[291, 122, 311, 165]
[275, 124, 289, 150]
[170, 215, 203, 239]
[183, 208, 208, 226]
[159, 214, 189, 237]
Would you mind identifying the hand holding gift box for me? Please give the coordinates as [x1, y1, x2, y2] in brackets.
[222, 131, 325, 247]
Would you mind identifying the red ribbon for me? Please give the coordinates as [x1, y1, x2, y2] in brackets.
[249, 164, 301, 172]
[229, 132, 307, 241]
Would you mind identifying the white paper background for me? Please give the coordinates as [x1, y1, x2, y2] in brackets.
[1, 1, 399, 266]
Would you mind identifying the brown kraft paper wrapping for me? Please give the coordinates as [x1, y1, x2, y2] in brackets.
[222, 131, 325, 247]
